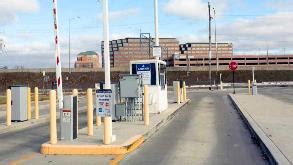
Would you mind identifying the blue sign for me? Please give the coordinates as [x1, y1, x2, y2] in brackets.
[136, 64, 151, 71]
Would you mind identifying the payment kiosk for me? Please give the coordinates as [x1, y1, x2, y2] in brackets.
[60, 95, 78, 141]
[130, 59, 168, 113]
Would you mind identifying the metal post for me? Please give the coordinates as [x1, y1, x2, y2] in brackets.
[50, 90, 57, 144]
[6, 89, 11, 126]
[143, 85, 149, 126]
[233, 71, 235, 94]
[68, 19, 71, 74]
[208, 2, 212, 90]
[27, 87, 31, 120]
[52, 0, 64, 110]
[154, 0, 159, 60]
[34, 87, 39, 119]
[87, 88, 93, 136]
[176, 82, 180, 104]
[102, 0, 112, 144]
[252, 67, 255, 83]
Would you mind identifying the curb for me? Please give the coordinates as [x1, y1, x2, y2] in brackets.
[228, 94, 291, 165]
[41, 99, 190, 155]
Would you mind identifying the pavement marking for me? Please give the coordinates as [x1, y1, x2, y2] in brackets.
[8, 153, 37, 165]
[109, 136, 145, 165]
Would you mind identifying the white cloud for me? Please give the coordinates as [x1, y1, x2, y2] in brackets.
[265, 0, 293, 11]
[163, 0, 228, 20]
[0, 0, 39, 25]
[217, 11, 293, 52]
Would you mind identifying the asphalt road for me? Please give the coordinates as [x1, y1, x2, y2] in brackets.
[0, 111, 88, 164]
[122, 90, 268, 165]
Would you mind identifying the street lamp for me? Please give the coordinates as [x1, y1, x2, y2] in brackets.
[208, 1, 212, 90]
[68, 17, 80, 74]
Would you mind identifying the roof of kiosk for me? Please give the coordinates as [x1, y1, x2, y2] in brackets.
[130, 59, 166, 65]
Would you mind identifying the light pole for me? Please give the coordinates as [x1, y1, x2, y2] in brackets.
[68, 17, 79, 74]
[154, 0, 160, 60]
[208, 2, 212, 90]
[213, 8, 219, 88]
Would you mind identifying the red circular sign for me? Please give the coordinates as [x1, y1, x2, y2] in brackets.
[229, 61, 238, 71]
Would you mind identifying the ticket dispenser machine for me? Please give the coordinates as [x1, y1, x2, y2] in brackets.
[61, 95, 78, 141]
[130, 59, 168, 113]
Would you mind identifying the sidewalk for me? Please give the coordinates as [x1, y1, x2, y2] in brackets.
[229, 94, 293, 165]
[41, 98, 190, 155]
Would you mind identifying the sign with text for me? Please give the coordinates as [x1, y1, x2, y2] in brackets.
[152, 46, 161, 58]
[136, 64, 151, 85]
[96, 89, 112, 117]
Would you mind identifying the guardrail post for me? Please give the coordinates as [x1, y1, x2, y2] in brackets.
[34, 87, 39, 119]
[6, 89, 11, 126]
[27, 87, 31, 120]
[50, 90, 57, 144]
[87, 88, 93, 136]
[144, 85, 149, 126]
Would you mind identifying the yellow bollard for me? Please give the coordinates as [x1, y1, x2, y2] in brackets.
[176, 81, 180, 104]
[96, 116, 101, 126]
[104, 116, 112, 144]
[144, 85, 149, 126]
[87, 88, 93, 136]
[50, 90, 57, 144]
[34, 87, 39, 119]
[248, 80, 251, 95]
[72, 89, 79, 133]
[27, 87, 31, 120]
[183, 81, 187, 102]
[72, 89, 78, 97]
[6, 89, 11, 126]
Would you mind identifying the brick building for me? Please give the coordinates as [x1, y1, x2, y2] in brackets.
[101, 38, 180, 68]
[172, 43, 233, 67]
[74, 51, 100, 69]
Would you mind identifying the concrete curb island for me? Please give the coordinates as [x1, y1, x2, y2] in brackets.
[41, 99, 190, 155]
[228, 94, 291, 165]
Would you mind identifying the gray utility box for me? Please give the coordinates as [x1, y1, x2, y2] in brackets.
[60, 95, 78, 141]
[11, 86, 28, 121]
[119, 74, 142, 98]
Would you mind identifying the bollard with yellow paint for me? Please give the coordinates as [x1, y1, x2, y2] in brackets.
[87, 88, 93, 136]
[183, 81, 187, 102]
[27, 87, 31, 120]
[6, 89, 11, 126]
[72, 89, 78, 97]
[50, 90, 57, 144]
[34, 87, 39, 119]
[72, 89, 79, 133]
[104, 116, 112, 144]
[143, 85, 149, 126]
[176, 81, 180, 104]
[96, 116, 101, 127]
[248, 80, 251, 95]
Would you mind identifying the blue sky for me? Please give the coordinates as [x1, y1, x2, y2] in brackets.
[0, 0, 293, 68]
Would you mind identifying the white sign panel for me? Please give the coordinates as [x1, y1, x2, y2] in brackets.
[62, 110, 71, 123]
[96, 89, 112, 117]
[136, 64, 151, 85]
[153, 46, 161, 58]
